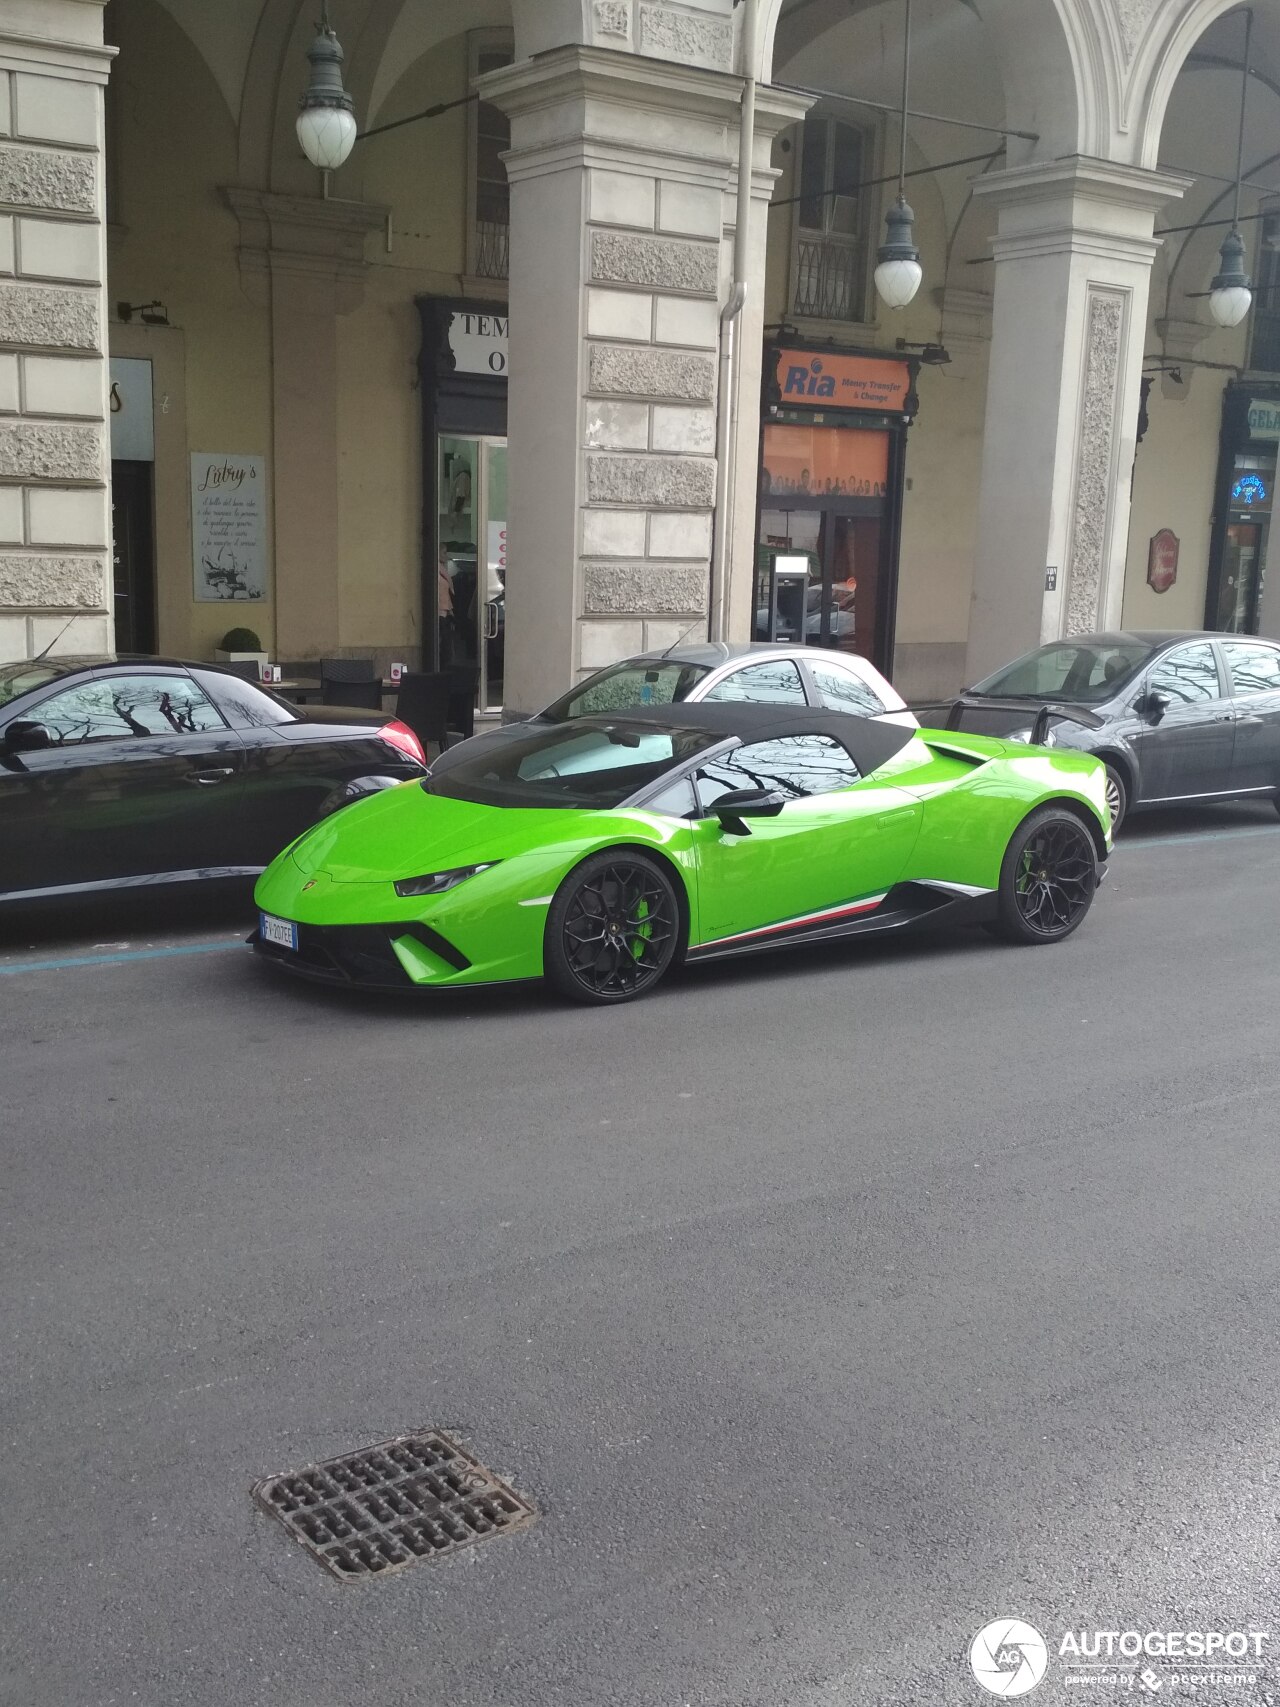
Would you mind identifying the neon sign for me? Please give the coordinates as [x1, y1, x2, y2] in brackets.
[1232, 473, 1268, 506]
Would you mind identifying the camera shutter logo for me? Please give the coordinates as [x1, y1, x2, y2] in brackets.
[969, 1619, 1049, 1697]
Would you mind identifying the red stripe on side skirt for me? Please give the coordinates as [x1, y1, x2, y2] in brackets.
[708, 894, 888, 948]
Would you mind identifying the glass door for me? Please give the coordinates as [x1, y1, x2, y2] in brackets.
[438, 434, 508, 709]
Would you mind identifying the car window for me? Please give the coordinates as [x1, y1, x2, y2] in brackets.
[1147, 644, 1221, 705]
[426, 718, 723, 809]
[695, 735, 860, 808]
[546, 660, 712, 720]
[1224, 641, 1280, 697]
[640, 776, 699, 818]
[806, 659, 885, 716]
[194, 668, 298, 727]
[29, 674, 226, 744]
[972, 640, 1150, 701]
[701, 659, 807, 705]
[0, 662, 63, 708]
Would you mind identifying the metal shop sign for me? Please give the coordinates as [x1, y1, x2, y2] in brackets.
[1247, 398, 1280, 440]
[1147, 528, 1179, 594]
[448, 310, 509, 376]
[775, 349, 910, 413]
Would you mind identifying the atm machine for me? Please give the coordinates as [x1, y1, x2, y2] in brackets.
[754, 549, 814, 642]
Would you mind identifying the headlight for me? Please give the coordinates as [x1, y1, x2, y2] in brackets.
[393, 862, 496, 899]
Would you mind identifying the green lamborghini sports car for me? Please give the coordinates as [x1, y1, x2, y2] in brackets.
[252, 701, 1112, 1005]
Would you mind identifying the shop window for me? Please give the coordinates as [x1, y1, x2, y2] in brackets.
[1250, 235, 1280, 373]
[790, 115, 873, 324]
[467, 31, 513, 280]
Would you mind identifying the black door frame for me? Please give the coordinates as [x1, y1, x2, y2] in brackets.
[416, 295, 508, 672]
[758, 341, 917, 681]
[1204, 380, 1279, 633]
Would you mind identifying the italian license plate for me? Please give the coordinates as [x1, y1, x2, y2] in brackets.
[260, 912, 299, 952]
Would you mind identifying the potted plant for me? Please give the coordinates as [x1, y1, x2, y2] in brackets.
[215, 626, 268, 674]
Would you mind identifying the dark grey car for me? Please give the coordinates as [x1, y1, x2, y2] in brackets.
[945, 631, 1280, 830]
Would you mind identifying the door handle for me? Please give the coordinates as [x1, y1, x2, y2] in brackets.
[185, 767, 235, 785]
[1214, 713, 1235, 723]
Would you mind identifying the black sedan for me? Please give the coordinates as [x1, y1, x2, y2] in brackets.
[946, 630, 1280, 830]
[0, 656, 427, 905]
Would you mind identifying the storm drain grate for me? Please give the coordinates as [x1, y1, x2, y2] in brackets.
[253, 1429, 536, 1580]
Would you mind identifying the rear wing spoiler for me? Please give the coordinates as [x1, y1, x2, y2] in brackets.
[946, 697, 1107, 747]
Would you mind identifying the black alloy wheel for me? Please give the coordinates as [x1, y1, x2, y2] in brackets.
[992, 808, 1098, 945]
[545, 851, 680, 1004]
[1103, 763, 1128, 834]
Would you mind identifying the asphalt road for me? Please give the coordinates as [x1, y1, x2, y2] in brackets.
[4, 803, 1280, 1707]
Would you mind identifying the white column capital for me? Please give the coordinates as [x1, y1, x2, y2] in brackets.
[972, 156, 1192, 265]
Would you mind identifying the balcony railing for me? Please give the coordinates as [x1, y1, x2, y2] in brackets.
[474, 218, 509, 280]
[793, 233, 864, 323]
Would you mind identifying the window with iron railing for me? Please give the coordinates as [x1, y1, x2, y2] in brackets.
[790, 115, 871, 324]
[468, 33, 512, 281]
[1250, 237, 1280, 374]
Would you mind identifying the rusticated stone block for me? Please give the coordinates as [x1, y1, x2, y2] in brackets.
[591, 230, 718, 297]
[0, 146, 96, 214]
[0, 420, 103, 481]
[584, 561, 708, 615]
[0, 284, 99, 350]
[594, 0, 631, 39]
[0, 552, 104, 607]
[587, 452, 716, 508]
[639, 5, 733, 67]
[589, 343, 715, 402]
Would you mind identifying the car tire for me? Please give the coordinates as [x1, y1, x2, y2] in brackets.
[991, 807, 1099, 946]
[1103, 763, 1129, 834]
[544, 850, 682, 1005]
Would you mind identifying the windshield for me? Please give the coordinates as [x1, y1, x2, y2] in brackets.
[426, 719, 724, 809]
[543, 659, 713, 722]
[0, 662, 63, 708]
[971, 640, 1152, 703]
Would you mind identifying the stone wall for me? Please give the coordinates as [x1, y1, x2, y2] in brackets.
[0, 3, 112, 663]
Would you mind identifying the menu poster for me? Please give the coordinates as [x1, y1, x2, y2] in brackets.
[191, 453, 267, 602]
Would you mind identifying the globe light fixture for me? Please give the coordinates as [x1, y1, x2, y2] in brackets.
[1206, 6, 1253, 332]
[875, 196, 923, 309]
[296, 4, 357, 173]
[875, 0, 922, 311]
[1209, 226, 1252, 328]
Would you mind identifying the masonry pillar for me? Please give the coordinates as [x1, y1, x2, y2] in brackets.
[225, 190, 385, 663]
[0, 0, 113, 664]
[483, 34, 805, 713]
[965, 159, 1189, 684]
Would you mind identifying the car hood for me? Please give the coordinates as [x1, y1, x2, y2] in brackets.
[289, 780, 582, 883]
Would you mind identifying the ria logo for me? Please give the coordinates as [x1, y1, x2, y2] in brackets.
[783, 356, 836, 397]
[969, 1619, 1050, 1697]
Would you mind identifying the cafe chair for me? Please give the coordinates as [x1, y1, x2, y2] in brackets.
[320, 656, 381, 710]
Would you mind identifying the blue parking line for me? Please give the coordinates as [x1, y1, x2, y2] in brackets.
[0, 940, 245, 976]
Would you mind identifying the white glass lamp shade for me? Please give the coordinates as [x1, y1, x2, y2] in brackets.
[296, 102, 357, 171]
[1208, 227, 1252, 330]
[874, 256, 924, 310]
[875, 195, 923, 311]
[1209, 283, 1252, 329]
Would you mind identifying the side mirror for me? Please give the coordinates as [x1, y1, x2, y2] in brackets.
[2, 719, 52, 754]
[711, 786, 787, 836]
[1138, 689, 1170, 721]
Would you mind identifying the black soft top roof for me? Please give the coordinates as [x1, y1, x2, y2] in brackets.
[570, 700, 916, 775]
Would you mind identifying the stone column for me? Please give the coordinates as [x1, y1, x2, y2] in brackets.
[483, 41, 804, 713]
[965, 159, 1189, 684]
[224, 190, 385, 663]
[0, 0, 113, 664]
